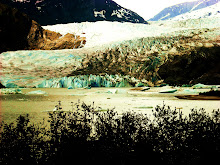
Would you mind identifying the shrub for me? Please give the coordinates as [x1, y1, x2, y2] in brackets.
[0, 102, 219, 165]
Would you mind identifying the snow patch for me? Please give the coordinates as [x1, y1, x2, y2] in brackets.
[111, 8, 131, 19]
[94, 10, 106, 19]
[159, 13, 171, 20]
[190, 0, 204, 12]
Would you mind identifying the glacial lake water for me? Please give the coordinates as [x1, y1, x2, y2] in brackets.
[1, 87, 220, 124]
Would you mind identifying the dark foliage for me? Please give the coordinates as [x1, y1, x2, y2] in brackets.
[0, 102, 219, 165]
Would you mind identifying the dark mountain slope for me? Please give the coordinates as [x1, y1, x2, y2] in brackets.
[0, 2, 33, 52]
[1, 0, 147, 25]
[0, 3, 86, 53]
[149, 0, 219, 21]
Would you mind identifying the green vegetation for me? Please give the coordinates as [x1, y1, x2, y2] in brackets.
[133, 106, 154, 109]
[0, 102, 219, 165]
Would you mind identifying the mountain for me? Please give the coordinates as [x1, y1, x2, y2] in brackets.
[1, 0, 148, 25]
[0, 3, 86, 53]
[149, 0, 220, 21]
[170, 2, 220, 21]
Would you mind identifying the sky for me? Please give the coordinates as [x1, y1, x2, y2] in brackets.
[113, 0, 197, 20]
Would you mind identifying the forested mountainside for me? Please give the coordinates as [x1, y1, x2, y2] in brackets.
[1, 0, 148, 25]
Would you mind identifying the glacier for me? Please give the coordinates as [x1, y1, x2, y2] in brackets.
[1, 18, 220, 88]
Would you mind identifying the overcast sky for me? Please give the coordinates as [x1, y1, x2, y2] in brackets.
[113, 0, 197, 20]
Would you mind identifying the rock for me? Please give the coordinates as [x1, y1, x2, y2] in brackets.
[41, 33, 86, 50]
[28, 21, 86, 50]
[0, 3, 86, 53]
[0, 3, 32, 53]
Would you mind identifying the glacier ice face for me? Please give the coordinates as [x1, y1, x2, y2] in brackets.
[35, 75, 138, 88]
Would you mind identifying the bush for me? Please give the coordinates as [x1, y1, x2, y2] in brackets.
[0, 102, 219, 165]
